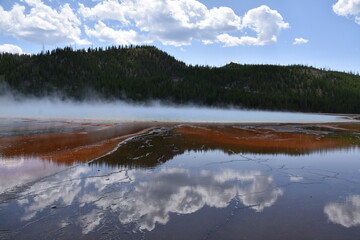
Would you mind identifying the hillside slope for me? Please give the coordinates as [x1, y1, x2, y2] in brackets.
[0, 45, 359, 113]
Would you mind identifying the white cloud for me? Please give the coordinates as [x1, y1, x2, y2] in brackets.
[85, 21, 151, 45]
[78, 0, 129, 24]
[239, 5, 289, 46]
[216, 34, 258, 47]
[0, 0, 89, 45]
[324, 195, 360, 227]
[293, 38, 309, 45]
[0, 44, 23, 54]
[202, 40, 214, 45]
[333, 0, 360, 24]
[127, 0, 242, 46]
[80, 0, 288, 47]
[215, 5, 289, 47]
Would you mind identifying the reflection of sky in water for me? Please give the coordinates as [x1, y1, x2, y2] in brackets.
[117, 168, 282, 231]
[1, 149, 360, 239]
[10, 164, 282, 233]
[0, 156, 67, 194]
[324, 195, 360, 228]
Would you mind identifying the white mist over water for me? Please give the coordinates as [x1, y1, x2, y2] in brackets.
[0, 96, 351, 123]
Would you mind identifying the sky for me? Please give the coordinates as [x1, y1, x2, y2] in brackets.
[0, 0, 359, 73]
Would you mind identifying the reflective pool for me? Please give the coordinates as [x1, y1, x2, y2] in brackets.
[1, 124, 360, 239]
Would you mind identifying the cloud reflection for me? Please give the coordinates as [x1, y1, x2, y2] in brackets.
[324, 195, 360, 228]
[0, 156, 65, 195]
[117, 168, 283, 231]
[16, 166, 282, 233]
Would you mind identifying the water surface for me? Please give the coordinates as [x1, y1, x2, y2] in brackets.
[1, 124, 360, 239]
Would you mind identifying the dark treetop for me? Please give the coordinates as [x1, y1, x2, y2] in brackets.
[1, 45, 359, 113]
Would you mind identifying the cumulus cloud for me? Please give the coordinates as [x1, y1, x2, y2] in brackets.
[239, 5, 289, 46]
[333, 0, 360, 24]
[293, 38, 309, 45]
[85, 21, 151, 45]
[0, 0, 89, 45]
[0, 44, 23, 54]
[80, 0, 288, 47]
[79, 0, 129, 24]
[324, 195, 360, 227]
[0, 0, 289, 47]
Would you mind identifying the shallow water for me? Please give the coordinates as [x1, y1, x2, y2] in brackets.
[1, 124, 360, 240]
[0, 156, 68, 195]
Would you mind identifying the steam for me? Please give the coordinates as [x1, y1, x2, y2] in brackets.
[0, 94, 350, 123]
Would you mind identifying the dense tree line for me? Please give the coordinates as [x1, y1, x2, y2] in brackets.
[0, 45, 359, 113]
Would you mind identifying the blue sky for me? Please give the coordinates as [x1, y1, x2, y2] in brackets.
[0, 0, 359, 73]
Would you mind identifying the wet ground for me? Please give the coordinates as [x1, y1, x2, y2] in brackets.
[1, 118, 360, 239]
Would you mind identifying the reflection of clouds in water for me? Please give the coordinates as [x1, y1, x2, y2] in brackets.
[118, 168, 283, 231]
[0, 156, 64, 194]
[17, 165, 136, 224]
[16, 166, 282, 233]
[1, 156, 26, 193]
[213, 169, 283, 212]
[80, 210, 104, 234]
[324, 195, 360, 228]
[238, 174, 283, 212]
[0, 156, 25, 168]
[19, 166, 91, 221]
[289, 176, 303, 182]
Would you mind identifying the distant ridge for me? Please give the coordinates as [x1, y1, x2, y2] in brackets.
[0, 45, 359, 113]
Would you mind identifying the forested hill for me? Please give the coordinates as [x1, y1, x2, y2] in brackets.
[0, 45, 360, 114]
